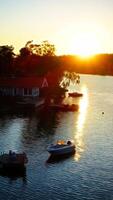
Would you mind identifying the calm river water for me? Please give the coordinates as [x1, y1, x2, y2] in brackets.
[0, 74, 113, 200]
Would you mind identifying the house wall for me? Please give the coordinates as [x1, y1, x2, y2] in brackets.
[0, 87, 39, 97]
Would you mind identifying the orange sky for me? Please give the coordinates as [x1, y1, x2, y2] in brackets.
[0, 0, 113, 56]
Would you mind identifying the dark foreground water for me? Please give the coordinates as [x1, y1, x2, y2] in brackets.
[0, 74, 113, 200]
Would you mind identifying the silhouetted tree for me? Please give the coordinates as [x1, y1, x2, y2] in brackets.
[14, 40, 57, 76]
[19, 47, 31, 57]
[61, 71, 80, 88]
[0, 45, 15, 75]
[25, 40, 56, 56]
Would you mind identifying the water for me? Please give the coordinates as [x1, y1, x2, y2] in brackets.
[0, 74, 113, 200]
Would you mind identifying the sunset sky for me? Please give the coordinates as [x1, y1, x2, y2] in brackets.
[0, 0, 113, 56]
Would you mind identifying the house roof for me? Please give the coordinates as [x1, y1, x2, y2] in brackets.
[0, 71, 59, 88]
[0, 77, 48, 88]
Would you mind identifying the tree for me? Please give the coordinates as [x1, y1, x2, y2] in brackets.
[40, 40, 55, 56]
[0, 45, 15, 75]
[25, 40, 56, 56]
[61, 71, 80, 88]
[19, 47, 31, 57]
[15, 40, 57, 76]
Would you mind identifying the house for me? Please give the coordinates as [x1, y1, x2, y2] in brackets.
[0, 76, 49, 98]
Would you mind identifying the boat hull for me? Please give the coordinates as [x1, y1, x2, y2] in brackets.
[68, 92, 83, 97]
[47, 152, 75, 163]
[47, 145, 75, 156]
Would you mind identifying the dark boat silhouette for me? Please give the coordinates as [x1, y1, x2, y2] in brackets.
[0, 151, 28, 170]
[68, 92, 83, 97]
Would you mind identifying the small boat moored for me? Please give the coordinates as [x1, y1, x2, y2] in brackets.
[0, 150, 28, 170]
[47, 140, 76, 156]
[68, 92, 83, 97]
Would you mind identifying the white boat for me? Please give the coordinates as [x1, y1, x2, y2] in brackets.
[0, 151, 28, 169]
[47, 140, 76, 156]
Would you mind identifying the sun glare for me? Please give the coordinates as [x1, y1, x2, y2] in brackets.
[69, 32, 100, 58]
[55, 23, 104, 56]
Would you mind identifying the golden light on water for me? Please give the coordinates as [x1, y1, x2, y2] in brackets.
[77, 86, 88, 131]
[74, 86, 88, 161]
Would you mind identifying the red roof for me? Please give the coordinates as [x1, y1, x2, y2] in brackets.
[0, 72, 60, 88]
[45, 72, 60, 85]
[0, 77, 48, 88]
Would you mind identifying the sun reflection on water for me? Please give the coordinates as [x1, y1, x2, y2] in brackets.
[74, 85, 88, 161]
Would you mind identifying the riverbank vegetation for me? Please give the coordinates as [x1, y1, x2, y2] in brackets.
[1, 40, 113, 101]
[0, 41, 113, 78]
[0, 41, 80, 93]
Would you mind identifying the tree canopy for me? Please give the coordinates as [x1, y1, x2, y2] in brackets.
[0, 45, 15, 75]
[1, 40, 113, 100]
[1, 40, 113, 93]
[24, 40, 56, 56]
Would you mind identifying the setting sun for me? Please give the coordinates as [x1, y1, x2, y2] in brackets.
[54, 22, 107, 57]
[68, 32, 101, 57]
